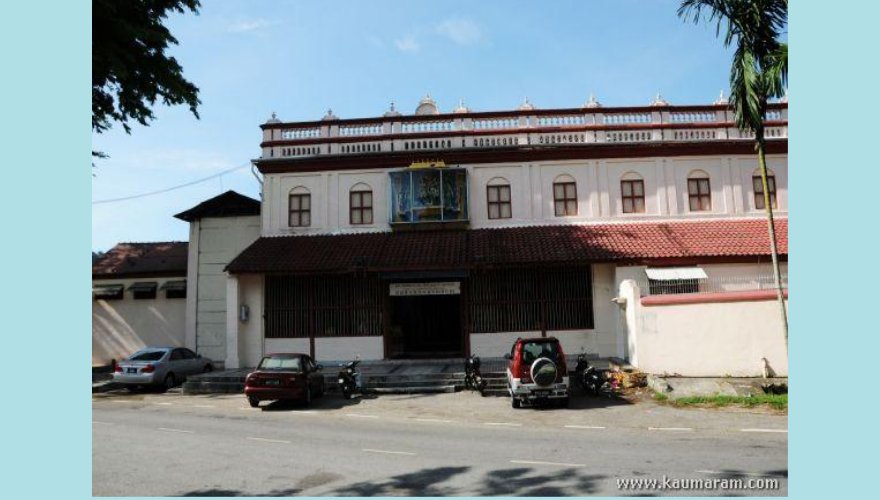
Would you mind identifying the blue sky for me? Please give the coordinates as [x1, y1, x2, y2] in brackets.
[92, 0, 740, 251]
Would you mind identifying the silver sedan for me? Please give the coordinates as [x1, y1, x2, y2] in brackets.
[113, 347, 214, 390]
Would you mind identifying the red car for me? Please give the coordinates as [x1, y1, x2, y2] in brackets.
[245, 353, 325, 408]
[506, 337, 570, 408]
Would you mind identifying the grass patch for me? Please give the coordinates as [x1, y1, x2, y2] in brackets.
[658, 393, 787, 411]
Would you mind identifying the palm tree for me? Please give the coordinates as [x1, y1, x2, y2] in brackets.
[679, 0, 788, 349]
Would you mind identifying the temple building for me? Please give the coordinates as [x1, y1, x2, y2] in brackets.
[95, 93, 789, 377]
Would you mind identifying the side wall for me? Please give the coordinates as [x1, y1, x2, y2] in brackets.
[192, 215, 261, 363]
[92, 277, 187, 365]
[628, 289, 788, 377]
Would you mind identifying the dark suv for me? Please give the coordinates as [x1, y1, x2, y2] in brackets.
[505, 337, 569, 408]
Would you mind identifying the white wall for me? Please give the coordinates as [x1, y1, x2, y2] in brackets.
[635, 296, 789, 377]
[315, 337, 383, 362]
[260, 154, 788, 236]
[92, 277, 187, 366]
[237, 274, 264, 367]
[191, 215, 260, 362]
[264, 338, 311, 356]
[470, 331, 534, 357]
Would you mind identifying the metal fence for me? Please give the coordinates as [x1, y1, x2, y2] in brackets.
[633, 273, 789, 297]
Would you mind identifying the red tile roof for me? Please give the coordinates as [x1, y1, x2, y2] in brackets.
[93, 242, 188, 278]
[226, 218, 787, 274]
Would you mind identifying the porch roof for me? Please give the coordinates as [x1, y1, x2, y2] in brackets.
[226, 218, 788, 275]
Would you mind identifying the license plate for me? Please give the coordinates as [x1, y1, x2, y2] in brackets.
[533, 390, 550, 397]
[127, 368, 137, 374]
[264, 379, 280, 386]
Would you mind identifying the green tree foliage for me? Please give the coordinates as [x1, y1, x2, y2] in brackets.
[92, 0, 202, 135]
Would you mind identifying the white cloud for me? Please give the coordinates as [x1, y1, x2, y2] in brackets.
[435, 18, 483, 46]
[394, 35, 421, 53]
[227, 19, 277, 34]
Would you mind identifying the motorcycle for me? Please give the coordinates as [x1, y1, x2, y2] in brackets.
[338, 357, 363, 399]
[464, 355, 487, 395]
[574, 351, 617, 397]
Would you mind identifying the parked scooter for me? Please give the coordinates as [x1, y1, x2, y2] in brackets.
[574, 350, 616, 397]
[338, 356, 363, 399]
[464, 355, 487, 395]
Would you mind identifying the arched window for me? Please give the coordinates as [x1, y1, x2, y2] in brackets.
[620, 172, 646, 214]
[486, 177, 512, 219]
[752, 169, 777, 210]
[349, 183, 373, 225]
[553, 174, 577, 216]
[687, 170, 712, 212]
[288, 186, 311, 227]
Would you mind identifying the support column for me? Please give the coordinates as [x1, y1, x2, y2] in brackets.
[225, 274, 241, 369]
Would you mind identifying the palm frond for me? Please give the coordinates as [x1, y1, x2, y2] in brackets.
[762, 42, 788, 99]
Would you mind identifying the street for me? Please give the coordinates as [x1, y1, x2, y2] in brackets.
[93, 391, 787, 496]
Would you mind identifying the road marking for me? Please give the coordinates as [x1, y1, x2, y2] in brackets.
[92, 421, 112, 425]
[696, 469, 776, 478]
[247, 437, 291, 444]
[157, 428, 194, 434]
[238, 407, 257, 411]
[564, 424, 606, 430]
[362, 448, 416, 456]
[192, 404, 215, 408]
[154, 402, 174, 406]
[290, 410, 318, 415]
[510, 460, 585, 468]
[740, 428, 787, 433]
[484, 422, 522, 427]
[413, 418, 452, 423]
[648, 427, 693, 431]
[345, 414, 379, 419]
[109, 400, 129, 404]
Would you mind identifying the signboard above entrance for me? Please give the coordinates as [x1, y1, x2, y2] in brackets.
[389, 282, 461, 296]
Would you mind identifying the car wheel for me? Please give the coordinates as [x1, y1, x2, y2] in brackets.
[304, 386, 312, 406]
[203, 364, 214, 373]
[163, 373, 176, 391]
[247, 396, 259, 408]
[512, 397, 521, 409]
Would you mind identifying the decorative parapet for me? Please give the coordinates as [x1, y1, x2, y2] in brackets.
[259, 102, 788, 160]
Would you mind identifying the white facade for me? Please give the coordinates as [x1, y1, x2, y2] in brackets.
[259, 155, 787, 237]
[217, 100, 790, 373]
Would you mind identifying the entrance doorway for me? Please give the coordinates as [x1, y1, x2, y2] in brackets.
[388, 294, 463, 358]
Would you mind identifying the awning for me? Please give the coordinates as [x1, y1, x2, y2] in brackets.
[645, 267, 708, 281]
[127, 281, 158, 292]
[160, 280, 187, 291]
[93, 284, 124, 294]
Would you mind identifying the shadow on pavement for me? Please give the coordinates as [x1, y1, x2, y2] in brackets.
[259, 393, 378, 412]
[179, 465, 608, 496]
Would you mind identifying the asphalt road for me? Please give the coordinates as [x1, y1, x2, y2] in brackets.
[92, 392, 787, 496]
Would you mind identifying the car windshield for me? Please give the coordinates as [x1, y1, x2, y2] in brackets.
[129, 350, 167, 361]
[258, 357, 302, 371]
[521, 342, 561, 364]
